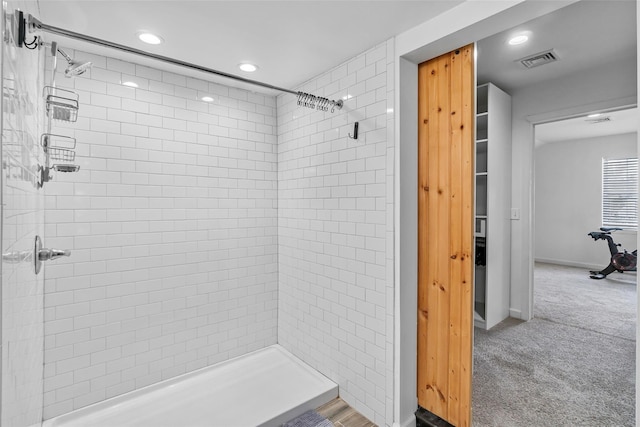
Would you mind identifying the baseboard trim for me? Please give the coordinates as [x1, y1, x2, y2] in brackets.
[394, 413, 417, 427]
[535, 258, 601, 271]
[509, 308, 522, 319]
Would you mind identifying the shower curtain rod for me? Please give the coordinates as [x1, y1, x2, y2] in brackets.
[25, 14, 343, 112]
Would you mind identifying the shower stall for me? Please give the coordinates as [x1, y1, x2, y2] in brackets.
[2, 1, 395, 426]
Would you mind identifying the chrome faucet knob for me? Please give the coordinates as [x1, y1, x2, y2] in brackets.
[38, 248, 71, 261]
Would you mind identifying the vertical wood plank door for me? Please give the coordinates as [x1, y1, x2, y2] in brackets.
[417, 44, 474, 427]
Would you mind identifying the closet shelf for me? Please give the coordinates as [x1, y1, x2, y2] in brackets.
[474, 82, 511, 331]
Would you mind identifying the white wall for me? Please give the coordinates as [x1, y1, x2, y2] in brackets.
[535, 132, 637, 268]
[277, 40, 395, 426]
[511, 55, 637, 319]
[43, 49, 279, 418]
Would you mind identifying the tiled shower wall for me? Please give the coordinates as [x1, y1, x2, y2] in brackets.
[277, 40, 395, 426]
[43, 50, 279, 418]
[2, 2, 46, 425]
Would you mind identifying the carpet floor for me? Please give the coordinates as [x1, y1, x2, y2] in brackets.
[472, 262, 636, 427]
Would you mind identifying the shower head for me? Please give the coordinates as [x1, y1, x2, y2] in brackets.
[65, 60, 92, 77]
[57, 48, 92, 77]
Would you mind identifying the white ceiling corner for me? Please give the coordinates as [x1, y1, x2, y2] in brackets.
[35, 0, 464, 94]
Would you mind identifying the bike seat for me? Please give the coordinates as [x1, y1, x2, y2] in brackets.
[600, 227, 623, 232]
[588, 231, 608, 239]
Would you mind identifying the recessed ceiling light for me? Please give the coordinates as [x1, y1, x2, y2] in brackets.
[239, 63, 258, 72]
[122, 81, 138, 88]
[508, 35, 529, 45]
[587, 113, 602, 118]
[138, 32, 163, 45]
[342, 94, 353, 100]
[201, 96, 214, 102]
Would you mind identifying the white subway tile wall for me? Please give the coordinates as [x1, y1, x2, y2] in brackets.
[2, 2, 46, 425]
[43, 50, 279, 418]
[276, 40, 394, 426]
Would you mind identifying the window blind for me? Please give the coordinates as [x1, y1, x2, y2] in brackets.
[602, 157, 638, 229]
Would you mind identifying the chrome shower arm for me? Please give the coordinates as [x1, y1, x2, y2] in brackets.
[56, 47, 72, 63]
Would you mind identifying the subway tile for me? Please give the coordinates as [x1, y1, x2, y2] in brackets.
[162, 94, 187, 109]
[186, 77, 208, 92]
[90, 118, 121, 134]
[148, 80, 175, 95]
[91, 93, 122, 109]
[121, 123, 149, 138]
[107, 58, 136, 75]
[90, 67, 122, 84]
[162, 117, 187, 131]
[276, 40, 391, 425]
[74, 78, 107, 94]
[135, 89, 163, 105]
[40, 36, 392, 421]
[107, 108, 136, 124]
[135, 65, 163, 82]
[162, 71, 187, 87]
[174, 86, 197, 100]
[122, 99, 150, 114]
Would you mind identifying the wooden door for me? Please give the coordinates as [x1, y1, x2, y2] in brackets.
[417, 44, 474, 427]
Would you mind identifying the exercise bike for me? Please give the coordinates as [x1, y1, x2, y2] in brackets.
[587, 227, 637, 279]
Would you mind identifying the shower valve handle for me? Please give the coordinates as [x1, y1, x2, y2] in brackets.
[38, 248, 71, 261]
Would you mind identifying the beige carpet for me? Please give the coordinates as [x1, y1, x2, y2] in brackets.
[472, 262, 636, 427]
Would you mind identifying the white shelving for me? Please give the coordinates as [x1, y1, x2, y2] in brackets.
[474, 83, 512, 330]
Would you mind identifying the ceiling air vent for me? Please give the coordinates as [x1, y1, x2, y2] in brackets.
[517, 49, 559, 69]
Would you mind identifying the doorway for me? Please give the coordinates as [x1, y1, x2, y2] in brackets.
[395, 1, 639, 426]
[472, 110, 638, 425]
[471, 0, 637, 421]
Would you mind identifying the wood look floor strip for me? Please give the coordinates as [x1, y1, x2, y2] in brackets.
[316, 398, 377, 427]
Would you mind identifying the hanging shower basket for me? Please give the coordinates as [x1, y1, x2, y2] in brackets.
[40, 133, 79, 172]
[43, 86, 79, 122]
[48, 147, 76, 162]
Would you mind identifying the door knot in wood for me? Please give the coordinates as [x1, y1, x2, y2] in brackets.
[425, 384, 447, 403]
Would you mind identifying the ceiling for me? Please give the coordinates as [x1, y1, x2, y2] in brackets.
[30, 0, 638, 141]
[535, 107, 638, 146]
[33, 0, 464, 93]
[477, 0, 637, 144]
[477, 0, 636, 93]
